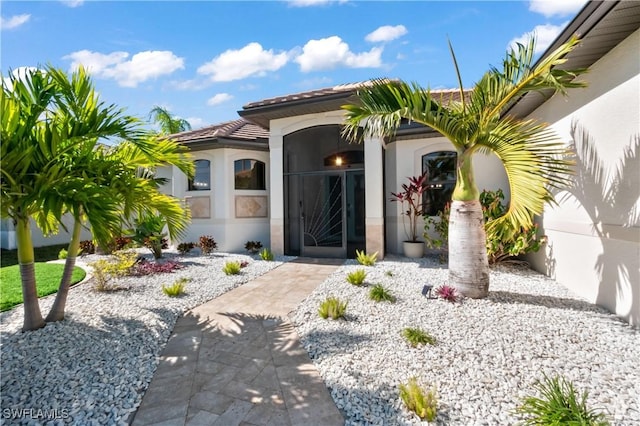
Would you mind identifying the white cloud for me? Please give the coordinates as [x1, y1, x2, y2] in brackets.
[169, 78, 211, 91]
[206, 93, 233, 106]
[288, 0, 348, 7]
[508, 22, 568, 55]
[295, 36, 383, 72]
[186, 117, 205, 128]
[365, 25, 408, 43]
[64, 50, 184, 87]
[1, 14, 31, 30]
[198, 43, 289, 82]
[61, 0, 84, 7]
[529, 0, 587, 17]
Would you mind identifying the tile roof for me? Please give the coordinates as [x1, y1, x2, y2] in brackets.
[168, 118, 268, 144]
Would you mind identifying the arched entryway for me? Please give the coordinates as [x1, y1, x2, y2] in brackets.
[283, 125, 365, 258]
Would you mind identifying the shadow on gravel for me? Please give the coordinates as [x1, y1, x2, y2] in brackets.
[487, 290, 611, 315]
[300, 329, 371, 359]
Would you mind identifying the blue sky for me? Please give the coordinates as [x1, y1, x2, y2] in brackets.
[1, 0, 587, 130]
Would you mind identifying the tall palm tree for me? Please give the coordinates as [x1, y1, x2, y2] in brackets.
[1, 66, 194, 330]
[342, 37, 587, 298]
[149, 105, 192, 135]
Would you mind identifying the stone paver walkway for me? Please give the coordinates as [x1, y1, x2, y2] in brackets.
[132, 258, 345, 426]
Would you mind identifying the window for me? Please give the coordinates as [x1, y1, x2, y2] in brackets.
[422, 151, 457, 216]
[188, 159, 210, 191]
[234, 159, 266, 190]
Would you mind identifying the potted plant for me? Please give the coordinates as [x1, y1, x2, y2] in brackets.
[391, 173, 428, 258]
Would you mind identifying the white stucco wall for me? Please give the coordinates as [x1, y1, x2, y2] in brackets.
[385, 136, 509, 255]
[0, 215, 93, 250]
[526, 29, 640, 326]
[165, 147, 270, 253]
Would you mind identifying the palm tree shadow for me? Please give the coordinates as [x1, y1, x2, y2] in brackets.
[545, 120, 639, 324]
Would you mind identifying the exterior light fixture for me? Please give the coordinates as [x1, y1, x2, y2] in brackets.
[335, 155, 343, 166]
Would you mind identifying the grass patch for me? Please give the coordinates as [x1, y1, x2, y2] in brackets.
[0, 262, 86, 311]
[162, 277, 189, 297]
[399, 377, 437, 422]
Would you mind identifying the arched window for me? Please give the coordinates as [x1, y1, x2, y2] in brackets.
[234, 159, 266, 190]
[188, 159, 211, 191]
[422, 151, 457, 216]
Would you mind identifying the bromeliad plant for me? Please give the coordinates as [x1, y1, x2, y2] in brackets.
[342, 36, 586, 299]
[390, 173, 428, 242]
[131, 214, 168, 259]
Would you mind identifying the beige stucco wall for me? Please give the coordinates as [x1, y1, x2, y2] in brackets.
[163, 147, 270, 252]
[385, 136, 509, 255]
[526, 29, 640, 326]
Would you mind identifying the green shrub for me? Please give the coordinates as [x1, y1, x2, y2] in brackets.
[58, 248, 68, 260]
[355, 249, 378, 266]
[162, 277, 189, 297]
[89, 250, 139, 291]
[245, 240, 263, 254]
[515, 374, 610, 425]
[346, 268, 367, 286]
[132, 214, 167, 259]
[402, 327, 436, 347]
[399, 378, 437, 422]
[199, 235, 218, 255]
[318, 297, 348, 319]
[424, 189, 546, 264]
[259, 248, 274, 261]
[369, 284, 396, 302]
[222, 261, 242, 275]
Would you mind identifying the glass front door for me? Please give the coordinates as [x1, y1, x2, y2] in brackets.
[300, 173, 345, 257]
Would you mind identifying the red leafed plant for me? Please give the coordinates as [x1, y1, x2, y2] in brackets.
[435, 285, 459, 303]
[390, 173, 428, 242]
[239, 260, 249, 268]
[131, 259, 183, 276]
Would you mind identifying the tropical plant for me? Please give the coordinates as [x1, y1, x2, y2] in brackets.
[515, 374, 610, 425]
[391, 174, 428, 242]
[199, 235, 217, 255]
[346, 268, 367, 286]
[222, 261, 242, 275]
[402, 327, 436, 347]
[162, 277, 189, 297]
[342, 37, 586, 298]
[1, 66, 194, 330]
[434, 285, 459, 303]
[318, 296, 348, 320]
[177, 242, 196, 255]
[259, 248, 274, 261]
[244, 240, 263, 254]
[58, 249, 68, 260]
[149, 105, 192, 135]
[79, 240, 95, 255]
[369, 284, 396, 303]
[130, 259, 182, 276]
[425, 189, 546, 263]
[399, 378, 437, 422]
[131, 214, 167, 259]
[355, 249, 378, 266]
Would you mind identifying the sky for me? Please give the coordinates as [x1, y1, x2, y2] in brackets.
[1, 0, 588, 131]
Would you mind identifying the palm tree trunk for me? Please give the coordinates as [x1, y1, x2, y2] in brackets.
[15, 218, 45, 331]
[46, 219, 82, 323]
[448, 200, 489, 298]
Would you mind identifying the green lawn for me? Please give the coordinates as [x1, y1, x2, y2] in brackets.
[0, 263, 86, 312]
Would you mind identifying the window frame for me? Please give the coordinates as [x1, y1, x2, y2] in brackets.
[421, 150, 457, 216]
[234, 159, 266, 190]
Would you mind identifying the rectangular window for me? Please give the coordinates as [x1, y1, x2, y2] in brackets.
[422, 151, 457, 216]
[235, 159, 266, 190]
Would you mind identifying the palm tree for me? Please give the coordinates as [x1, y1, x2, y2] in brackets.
[1, 66, 194, 330]
[342, 37, 587, 298]
[149, 105, 192, 135]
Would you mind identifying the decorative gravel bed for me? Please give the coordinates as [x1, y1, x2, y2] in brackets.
[0, 250, 290, 425]
[291, 255, 640, 426]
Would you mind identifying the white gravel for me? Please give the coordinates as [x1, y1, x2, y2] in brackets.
[0, 249, 290, 425]
[290, 255, 640, 426]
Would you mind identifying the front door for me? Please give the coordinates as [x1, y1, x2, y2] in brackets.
[300, 173, 345, 257]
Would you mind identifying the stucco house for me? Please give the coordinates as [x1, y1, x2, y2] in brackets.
[161, 0, 639, 325]
[1, 1, 637, 325]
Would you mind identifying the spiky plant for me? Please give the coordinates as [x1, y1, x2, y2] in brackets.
[162, 277, 189, 297]
[369, 284, 396, 302]
[435, 285, 459, 303]
[318, 297, 348, 320]
[355, 249, 378, 266]
[515, 374, 610, 425]
[222, 261, 241, 275]
[399, 378, 437, 422]
[346, 268, 367, 286]
[402, 327, 436, 347]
